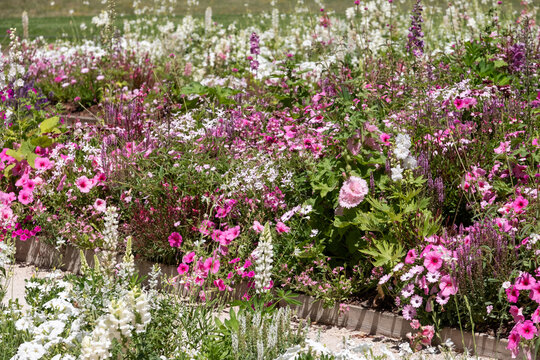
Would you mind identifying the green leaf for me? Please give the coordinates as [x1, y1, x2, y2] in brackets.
[493, 60, 507, 68]
[5, 149, 23, 162]
[39, 116, 60, 134]
[360, 241, 405, 267]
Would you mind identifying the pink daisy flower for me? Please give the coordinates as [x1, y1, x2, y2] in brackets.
[402, 304, 417, 320]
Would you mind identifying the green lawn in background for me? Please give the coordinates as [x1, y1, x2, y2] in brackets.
[0, 0, 530, 46]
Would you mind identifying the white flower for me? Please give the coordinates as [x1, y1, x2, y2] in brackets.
[391, 165, 403, 182]
[14, 342, 46, 360]
[403, 155, 418, 170]
[394, 146, 409, 160]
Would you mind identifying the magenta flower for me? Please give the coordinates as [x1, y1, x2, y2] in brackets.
[211, 258, 220, 274]
[177, 263, 189, 275]
[75, 176, 94, 193]
[338, 176, 368, 209]
[214, 278, 226, 291]
[515, 272, 536, 290]
[423, 251, 443, 273]
[530, 282, 540, 303]
[18, 190, 33, 205]
[512, 196, 528, 213]
[439, 275, 458, 297]
[507, 330, 520, 351]
[509, 306, 525, 323]
[380, 133, 391, 146]
[532, 307, 540, 324]
[182, 251, 196, 264]
[276, 221, 290, 234]
[405, 249, 418, 264]
[517, 320, 538, 340]
[506, 286, 520, 303]
[168, 232, 183, 248]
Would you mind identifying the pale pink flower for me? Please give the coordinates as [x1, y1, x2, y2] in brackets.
[439, 275, 458, 297]
[93, 198, 106, 213]
[252, 220, 265, 233]
[423, 251, 443, 273]
[338, 176, 368, 209]
[75, 176, 94, 193]
[402, 304, 416, 320]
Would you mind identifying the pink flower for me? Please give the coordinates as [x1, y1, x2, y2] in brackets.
[532, 307, 540, 324]
[517, 320, 537, 340]
[276, 221, 290, 234]
[439, 275, 458, 297]
[515, 273, 536, 290]
[512, 196, 528, 213]
[211, 259, 220, 274]
[182, 251, 196, 264]
[168, 232, 183, 248]
[252, 220, 265, 233]
[214, 278, 226, 291]
[22, 179, 35, 192]
[423, 251, 443, 273]
[93, 198, 106, 213]
[421, 325, 435, 346]
[529, 282, 540, 303]
[510, 306, 525, 323]
[338, 176, 368, 209]
[494, 141, 510, 154]
[506, 286, 520, 303]
[410, 319, 421, 329]
[34, 157, 53, 170]
[402, 304, 417, 320]
[18, 190, 33, 205]
[507, 330, 520, 351]
[380, 133, 391, 146]
[405, 249, 418, 264]
[177, 263, 189, 275]
[75, 176, 94, 193]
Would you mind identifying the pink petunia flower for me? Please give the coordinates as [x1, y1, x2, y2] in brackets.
[515, 272, 536, 290]
[214, 278, 226, 291]
[177, 263, 189, 275]
[517, 320, 537, 340]
[182, 251, 196, 264]
[423, 251, 443, 273]
[506, 286, 520, 303]
[532, 307, 540, 324]
[93, 198, 106, 213]
[18, 190, 33, 205]
[507, 330, 520, 352]
[211, 258, 220, 274]
[252, 220, 265, 233]
[276, 221, 290, 234]
[512, 196, 528, 213]
[338, 176, 368, 209]
[168, 232, 183, 248]
[405, 249, 418, 264]
[529, 282, 540, 303]
[34, 157, 53, 170]
[380, 133, 391, 146]
[439, 275, 458, 297]
[509, 306, 525, 323]
[75, 176, 94, 193]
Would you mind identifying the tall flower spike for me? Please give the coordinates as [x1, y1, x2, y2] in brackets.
[253, 222, 274, 294]
[406, 0, 424, 57]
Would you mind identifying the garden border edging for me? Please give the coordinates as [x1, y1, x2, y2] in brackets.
[14, 237, 512, 359]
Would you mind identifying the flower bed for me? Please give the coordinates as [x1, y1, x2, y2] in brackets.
[1, 0, 539, 358]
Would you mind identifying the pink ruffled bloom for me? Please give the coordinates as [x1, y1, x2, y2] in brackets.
[515, 272, 536, 290]
[75, 176, 94, 193]
[423, 251, 443, 273]
[168, 232, 183, 248]
[506, 286, 520, 303]
[338, 176, 368, 209]
[252, 220, 264, 233]
[214, 278, 226, 291]
[512, 196, 528, 213]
